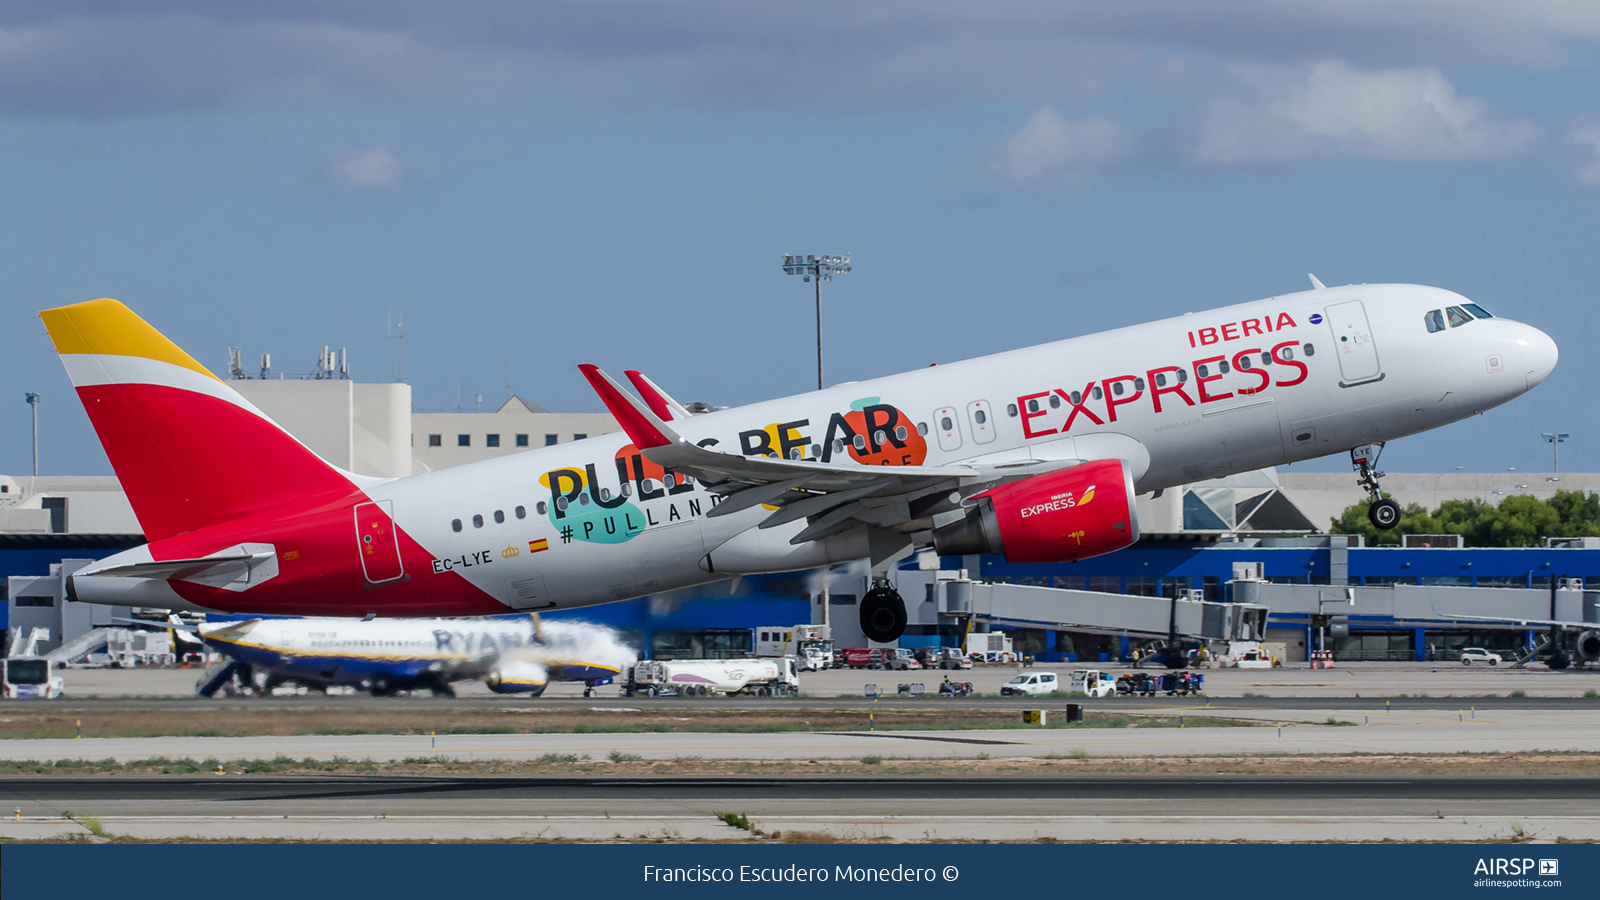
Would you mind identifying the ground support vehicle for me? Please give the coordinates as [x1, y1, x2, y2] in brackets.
[624, 658, 799, 697]
[937, 679, 974, 696]
[1, 658, 64, 699]
[920, 647, 971, 670]
[1116, 673, 1159, 697]
[882, 648, 922, 670]
[842, 648, 884, 669]
[1000, 671, 1059, 696]
[1069, 669, 1116, 698]
[1159, 671, 1205, 696]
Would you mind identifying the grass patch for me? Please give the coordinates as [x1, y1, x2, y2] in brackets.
[859, 755, 882, 766]
[1242, 692, 1269, 699]
[1509, 691, 1527, 699]
[1322, 718, 1357, 727]
[1585, 689, 1598, 699]
[716, 811, 752, 831]
[608, 750, 643, 763]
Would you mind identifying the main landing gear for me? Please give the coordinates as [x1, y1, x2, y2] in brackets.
[1352, 442, 1401, 530]
[860, 582, 908, 643]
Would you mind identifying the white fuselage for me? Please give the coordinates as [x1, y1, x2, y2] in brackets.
[360, 283, 1554, 614]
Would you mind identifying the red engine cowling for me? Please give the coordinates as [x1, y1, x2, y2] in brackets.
[932, 458, 1139, 563]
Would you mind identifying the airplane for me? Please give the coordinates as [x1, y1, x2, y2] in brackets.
[163, 614, 638, 697]
[45, 279, 1557, 642]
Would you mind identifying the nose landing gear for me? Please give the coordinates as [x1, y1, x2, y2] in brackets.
[1352, 442, 1401, 530]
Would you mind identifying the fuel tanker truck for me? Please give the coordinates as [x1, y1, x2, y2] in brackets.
[624, 657, 800, 697]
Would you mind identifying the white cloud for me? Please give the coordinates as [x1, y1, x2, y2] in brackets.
[327, 145, 404, 189]
[1568, 114, 1600, 186]
[983, 107, 1135, 187]
[1194, 61, 1542, 165]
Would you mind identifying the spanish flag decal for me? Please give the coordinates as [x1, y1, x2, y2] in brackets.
[529, 538, 549, 553]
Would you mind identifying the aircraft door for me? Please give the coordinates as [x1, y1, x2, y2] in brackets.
[354, 500, 406, 584]
[966, 400, 997, 444]
[1323, 300, 1382, 385]
[932, 407, 962, 452]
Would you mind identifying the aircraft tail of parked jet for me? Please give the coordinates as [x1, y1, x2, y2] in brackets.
[39, 299, 359, 541]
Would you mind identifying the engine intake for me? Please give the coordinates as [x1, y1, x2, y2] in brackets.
[932, 458, 1139, 564]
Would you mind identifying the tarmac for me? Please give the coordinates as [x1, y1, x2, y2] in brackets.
[5, 662, 1597, 843]
[49, 659, 1600, 702]
[2, 775, 1595, 843]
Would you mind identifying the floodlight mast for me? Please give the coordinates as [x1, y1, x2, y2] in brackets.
[1542, 432, 1570, 473]
[782, 253, 851, 391]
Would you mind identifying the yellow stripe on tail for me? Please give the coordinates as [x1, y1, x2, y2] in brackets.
[40, 298, 220, 382]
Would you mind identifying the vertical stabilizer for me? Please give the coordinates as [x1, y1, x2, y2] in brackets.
[40, 299, 356, 541]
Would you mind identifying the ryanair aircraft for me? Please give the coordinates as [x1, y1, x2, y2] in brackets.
[45, 278, 1556, 642]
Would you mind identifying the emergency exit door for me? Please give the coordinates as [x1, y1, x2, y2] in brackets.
[1323, 299, 1383, 385]
[354, 500, 406, 584]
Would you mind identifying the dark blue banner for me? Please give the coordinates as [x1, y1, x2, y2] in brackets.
[2, 844, 1591, 898]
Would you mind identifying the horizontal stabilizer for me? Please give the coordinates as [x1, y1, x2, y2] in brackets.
[79, 552, 268, 581]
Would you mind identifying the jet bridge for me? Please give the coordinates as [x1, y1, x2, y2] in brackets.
[898, 570, 1268, 643]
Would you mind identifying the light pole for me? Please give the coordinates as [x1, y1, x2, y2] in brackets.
[24, 392, 39, 481]
[1542, 433, 1569, 473]
[782, 253, 851, 391]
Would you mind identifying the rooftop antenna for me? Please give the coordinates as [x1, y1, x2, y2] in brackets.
[387, 307, 407, 384]
[227, 347, 247, 380]
[259, 353, 271, 380]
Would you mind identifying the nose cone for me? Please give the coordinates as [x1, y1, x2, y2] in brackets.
[1523, 325, 1559, 390]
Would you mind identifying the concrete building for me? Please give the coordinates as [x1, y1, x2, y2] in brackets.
[0, 476, 140, 535]
[412, 396, 619, 471]
[232, 379, 412, 478]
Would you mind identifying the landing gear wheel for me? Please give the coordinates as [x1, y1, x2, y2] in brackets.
[860, 586, 908, 643]
[1368, 498, 1402, 530]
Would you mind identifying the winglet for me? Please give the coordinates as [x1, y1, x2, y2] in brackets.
[1308, 273, 1327, 290]
[577, 364, 682, 449]
[624, 370, 693, 421]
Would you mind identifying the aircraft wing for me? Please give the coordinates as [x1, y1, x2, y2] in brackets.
[579, 365, 1067, 544]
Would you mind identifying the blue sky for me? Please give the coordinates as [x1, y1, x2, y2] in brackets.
[4, 3, 1600, 476]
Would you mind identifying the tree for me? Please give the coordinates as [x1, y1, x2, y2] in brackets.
[1330, 490, 1600, 547]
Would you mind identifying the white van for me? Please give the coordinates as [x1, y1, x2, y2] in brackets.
[1000, 671, 1059, 696]
[1069, 669, 1116, 698]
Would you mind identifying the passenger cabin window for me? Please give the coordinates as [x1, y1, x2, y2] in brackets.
[1091, 386, 1102, 400]
[1154, 373, 1166, 387]
[515, 506, 526, 518]
[1218, 360, 1230, 374]
[494, 510, 505, 524]
[472, 514, 484, 528]
[1048, 393, 1060, 409]
[1006, 403, 1018, 417]
[1197, 364, 1209, 378]
[451, 519, 462, 532]
[1446, 306, 1473, 328]
[1425, 309, 1446, 333]
[1304, 342, 1315, 356]
[1463, 303, 1493, 318]
[1237, 355, 1251, 370]
[1111, 381, 1124, 396]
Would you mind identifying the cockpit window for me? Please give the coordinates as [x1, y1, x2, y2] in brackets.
[1424, 309, 1445, 333]
[1446, 306, 1473, 328]
[1462, 303, 1493, 319]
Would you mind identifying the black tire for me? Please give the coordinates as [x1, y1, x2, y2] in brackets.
[860, 587, 908, 643]
[1368, 498, 1402, 530]
[1462, 659, 1471, 666]
[1547, 652, 1571, 671]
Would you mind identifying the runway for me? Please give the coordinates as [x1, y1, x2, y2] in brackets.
[3, 775, 1596, 843]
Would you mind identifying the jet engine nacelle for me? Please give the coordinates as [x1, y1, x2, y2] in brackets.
[1577, 630, 1600, 662]
[484, 656, 549, 695]
[932, 458, 1139, 564]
